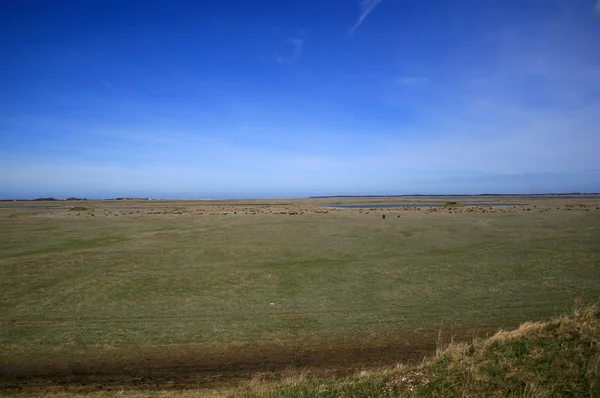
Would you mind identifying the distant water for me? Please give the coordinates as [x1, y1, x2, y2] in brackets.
[0, 205, 54, 209]
[534, 195, 600, 199]
[313, 195, 600, 199]
[324, 203, 524, 209]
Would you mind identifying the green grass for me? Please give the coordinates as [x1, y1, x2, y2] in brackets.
[4, 304, 598, 397]
[236, 303, 600, 397]
[1, 201, 600, 374]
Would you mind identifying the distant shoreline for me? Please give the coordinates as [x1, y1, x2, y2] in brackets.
[1, 193, 600, 202]
[309, 193, 600, 198]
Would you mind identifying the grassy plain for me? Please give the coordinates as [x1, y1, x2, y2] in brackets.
[1, 197, 599, 392]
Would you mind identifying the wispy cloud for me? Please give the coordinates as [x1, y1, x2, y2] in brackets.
[275, 38, 304, 65]
[351, 0, 383, 33]
[290, 38, 303, 62]
[101, 79, 119, 93]
[595, 0, 600, 16]
[395, 76, 428, 85]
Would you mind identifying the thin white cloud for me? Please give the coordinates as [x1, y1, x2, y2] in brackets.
[275, 38, 304, 65]
[351, 0, 383, 33]
[395, 76, 428, 85]
[595, 0, 600, 15]
[101, 79, 118, 93]
[290, 38, 303, 62]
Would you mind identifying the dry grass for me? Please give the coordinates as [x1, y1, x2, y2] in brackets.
[7, 390, 231, 397]
[235, 302, 600, 397]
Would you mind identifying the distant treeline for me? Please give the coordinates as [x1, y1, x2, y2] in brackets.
[0, 197, 154, 201]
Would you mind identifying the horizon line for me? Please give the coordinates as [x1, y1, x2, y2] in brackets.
[2, 192, 600, 202]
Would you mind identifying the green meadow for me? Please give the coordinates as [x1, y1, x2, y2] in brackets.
[1, 199, 599, 392]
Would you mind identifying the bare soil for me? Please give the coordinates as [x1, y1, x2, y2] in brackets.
[0, 337, 439, 393]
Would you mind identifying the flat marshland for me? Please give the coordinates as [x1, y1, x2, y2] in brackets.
[1, 197, 599, 393]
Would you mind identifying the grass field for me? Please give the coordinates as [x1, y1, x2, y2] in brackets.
[1, 197, 599, 393]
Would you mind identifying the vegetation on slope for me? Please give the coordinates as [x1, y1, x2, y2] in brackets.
[237, 303, 600, 397]
[2, 305, 598, 397]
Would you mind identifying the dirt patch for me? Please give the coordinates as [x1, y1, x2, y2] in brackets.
[0, 339, 437, 393]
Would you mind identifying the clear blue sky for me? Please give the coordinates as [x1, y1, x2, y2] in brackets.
[1, 0, 599, 199]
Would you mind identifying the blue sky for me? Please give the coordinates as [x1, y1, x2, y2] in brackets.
[1, 0, 600, 199]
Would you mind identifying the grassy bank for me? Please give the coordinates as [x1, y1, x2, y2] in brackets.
[4, 303, 598, 397]
[237, 302, 600, 397]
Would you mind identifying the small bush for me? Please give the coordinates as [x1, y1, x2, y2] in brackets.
[443, 201, 461, 207]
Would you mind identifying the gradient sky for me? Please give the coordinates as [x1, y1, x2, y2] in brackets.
[1, 0, 600, 199]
